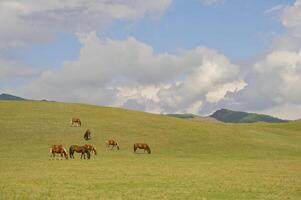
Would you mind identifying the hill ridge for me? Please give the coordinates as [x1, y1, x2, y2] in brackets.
[210, 108, 288, 123]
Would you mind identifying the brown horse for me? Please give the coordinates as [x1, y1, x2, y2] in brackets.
[83, 129, 91, 141]
[71, 118, 81, 127]
[134, 143, 151, 154]
[69, 145, 90, 159]
[105, 139, 120, 150]
[84, 144, 97, 155]
[49, 144, 68, 159]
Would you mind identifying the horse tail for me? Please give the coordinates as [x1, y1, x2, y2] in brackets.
[133, 144, 137, 152]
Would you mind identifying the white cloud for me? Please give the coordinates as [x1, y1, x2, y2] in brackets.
[217, 0, 301, 120]
[263, 104, 301, 120]
[0, 0, 172, 50]
[10, 33, 244, 114]
[0, 60, 37, 79]
[282, 0, 301, 37]
[206, 80, 246, 103]
[157, 49, 243, 113]
[265, 4, 287, 15]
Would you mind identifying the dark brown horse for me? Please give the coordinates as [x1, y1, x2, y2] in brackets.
[105, 139, 120, 150]
[83, 129, 91, 141]
[71, 118, 81, 127]
[69, 145, 90, 159]
[134, 143, 151, 154]
[84, 144, 97, 155]
[49, 144, 68, 159]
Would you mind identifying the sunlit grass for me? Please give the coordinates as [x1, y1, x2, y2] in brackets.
[0, 101, 300, 200]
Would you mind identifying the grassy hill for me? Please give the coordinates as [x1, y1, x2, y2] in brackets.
[0, 101, 300, 200]
[210, 109, 288, 123]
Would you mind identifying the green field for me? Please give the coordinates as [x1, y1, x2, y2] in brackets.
[0, 101, 301, 200]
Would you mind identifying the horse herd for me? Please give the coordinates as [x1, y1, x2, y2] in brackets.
[49, 117, 151, 160]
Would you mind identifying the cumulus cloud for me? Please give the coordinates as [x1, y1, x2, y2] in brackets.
[0, 0, 172, 50]
[282, 0, 301, 36]
[224, 51, 301, 111]
[157, 49, 243, 113]
[0, 60, 37, 78]
[10, 33, 244, 114]
[0, 59, 40, 90]
[214, 0, 301, 120]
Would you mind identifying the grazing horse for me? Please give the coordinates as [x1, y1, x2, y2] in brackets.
[83, 129, 91, 141]
[69, 145, 91, 159]
[49, 144, 68, 159]
[134, 143, 151, 154]
[105, 139, 120, 150]
[71, 118, 81, 127]
[84, 144, 97, 155]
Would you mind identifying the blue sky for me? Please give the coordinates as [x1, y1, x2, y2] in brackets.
[2, 0, 301, 120]
[9, 0, 292, 68]
[102, 0, 289, 58]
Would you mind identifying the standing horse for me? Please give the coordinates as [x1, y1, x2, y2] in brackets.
[83, 129, 91, 141]
[71, 118, 81, 127]
[69, 145, 90, 159]
[105, 139, 120, 150]
[84, 144, 97, 155]
[134, 143, 151, 154]
[49, 144, 68, 159]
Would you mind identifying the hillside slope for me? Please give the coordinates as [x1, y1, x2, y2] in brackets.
[0, 101, 300, 200]
[0, 93, 26, 100]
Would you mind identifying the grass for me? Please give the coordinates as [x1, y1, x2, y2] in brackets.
[0, 101, 301, 200]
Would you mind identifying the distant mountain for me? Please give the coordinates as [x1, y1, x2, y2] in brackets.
[210, 109, 288, 123]
[0, 93, 26, 101]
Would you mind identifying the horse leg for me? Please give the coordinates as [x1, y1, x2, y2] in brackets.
[51, 152, 54, 160]
[81, 152, 85, 159]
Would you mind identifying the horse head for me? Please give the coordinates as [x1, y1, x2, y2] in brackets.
[62, 147, 68, 159]
[92, 147, 97, 155]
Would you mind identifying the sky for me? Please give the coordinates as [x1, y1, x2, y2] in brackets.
[1, 0, 301, 120]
